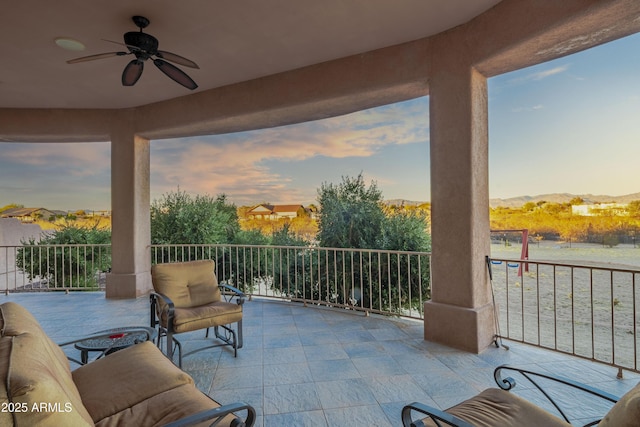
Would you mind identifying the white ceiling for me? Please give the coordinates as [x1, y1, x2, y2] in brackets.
[0, 0, 502, 110]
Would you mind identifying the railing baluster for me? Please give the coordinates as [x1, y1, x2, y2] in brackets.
[610, 269, 615, 366]
[396, 253, 401, 315]
[407, 254, 411, 317]
[536, 263, 540, 346]
[505, 262, 511, 338]
[377, 252, 382, 314]
[324, 248, 329, 304]
[633, 273, 637, 371]
[571, 267, 575, 355]
[553, 264, 557, 351]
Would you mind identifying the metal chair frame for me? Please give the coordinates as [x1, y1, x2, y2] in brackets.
[150, 282, 245, 368]
[402, 364, 621, 427]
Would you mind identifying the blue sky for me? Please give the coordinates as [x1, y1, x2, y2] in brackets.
[2, 33, 640, 211]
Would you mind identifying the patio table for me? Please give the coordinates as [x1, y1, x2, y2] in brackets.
[74, 326, 157, 364]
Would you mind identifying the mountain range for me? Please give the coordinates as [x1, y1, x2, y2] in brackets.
[383, 192, 640, 209]
[489, 192, 640, 208]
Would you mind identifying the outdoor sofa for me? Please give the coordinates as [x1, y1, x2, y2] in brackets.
[402, 364, 640, 427]
[0, 301, 255, 426]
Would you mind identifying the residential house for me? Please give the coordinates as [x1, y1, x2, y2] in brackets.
[0, 207, 62, 223]
[246, 204, 306, 220]
[572, 203, 629, 217]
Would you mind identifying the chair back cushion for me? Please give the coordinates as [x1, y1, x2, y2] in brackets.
[0, 301, 94, 426]
[599, 381, 640, 427]
[152, 260, 221, 308]
[440, 388, 570, 427]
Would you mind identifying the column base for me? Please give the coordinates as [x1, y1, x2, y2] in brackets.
[423, 300, 496, 353]
[105, 272, 152, 299]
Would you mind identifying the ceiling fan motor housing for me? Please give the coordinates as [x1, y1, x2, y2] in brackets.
[124, 31, 159, 57]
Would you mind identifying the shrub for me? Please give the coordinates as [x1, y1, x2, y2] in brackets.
[16, 223, 111, 289]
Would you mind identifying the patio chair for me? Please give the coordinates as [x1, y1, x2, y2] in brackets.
[402, 364, 640, 427]
[150, 259, 245, 368]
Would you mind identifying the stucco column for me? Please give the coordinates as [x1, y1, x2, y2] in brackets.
[105, 125, 152, 298]
[424, 63, 494, 353]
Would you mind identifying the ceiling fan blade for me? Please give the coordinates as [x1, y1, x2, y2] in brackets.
[122, 59, 144, 86]
[102, 38, 133, 48]
[156, 50, 199, 69]
[67, 52, 127, 64]
[153, 59, 198, 90]
[102, 38, 126, 45]
[102, 38, 141, 53]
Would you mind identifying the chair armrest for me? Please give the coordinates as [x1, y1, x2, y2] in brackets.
[494, 365, 620, 424]
[162, 401, 256, 427]
[401, 402, 474, 427]
[219, 282, 246, 305]
[150, 291, 176, 328]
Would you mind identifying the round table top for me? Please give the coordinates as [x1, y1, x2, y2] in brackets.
[74, 326, 157, 351]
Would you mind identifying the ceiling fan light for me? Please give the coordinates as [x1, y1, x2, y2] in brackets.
[55, 37, 86, 51]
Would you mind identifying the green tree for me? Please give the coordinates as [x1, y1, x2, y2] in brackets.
[17, 223, 111, 289]
[316, 173, 385, 249]
[150, 190, 239, 245]
[381, 211, 431, 252]
[278, 174, 432, 314]
[271, 223, 308, 247]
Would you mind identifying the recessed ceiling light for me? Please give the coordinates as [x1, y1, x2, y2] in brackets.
[55, 37, 86, 51]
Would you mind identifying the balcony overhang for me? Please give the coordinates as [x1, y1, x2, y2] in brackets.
[2, 0, 640, 143]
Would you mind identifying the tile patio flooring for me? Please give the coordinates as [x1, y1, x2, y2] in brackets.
[4, 292, 638, 426]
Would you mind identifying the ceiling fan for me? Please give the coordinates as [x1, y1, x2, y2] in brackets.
[67, 15, 199, 90]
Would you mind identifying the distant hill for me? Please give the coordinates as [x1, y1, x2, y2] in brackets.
[490, 192, 640, 208]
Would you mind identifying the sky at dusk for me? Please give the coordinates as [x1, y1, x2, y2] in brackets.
[2, 32, 640, 211]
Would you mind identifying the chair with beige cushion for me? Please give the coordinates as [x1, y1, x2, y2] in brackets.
[150, 259, 245, 367]
[402, 364, 640, 427]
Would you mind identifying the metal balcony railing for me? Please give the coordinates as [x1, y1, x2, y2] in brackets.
[0, 244, 111, 292]
[2, 243, 639, 374]
[150, 244, 432, 319]
[489, 257, 640, 374]
[0, 243, 431, 319]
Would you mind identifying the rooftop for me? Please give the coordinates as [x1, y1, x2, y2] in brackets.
[8, 292, 638, 426]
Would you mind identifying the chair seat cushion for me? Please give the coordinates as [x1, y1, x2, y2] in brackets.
[170, 301, 243, 333]
[423, 388, 571, 427]
[72, 341, 194, 424]
[94, 383, 238, 427]
[598, 381, 640, 427]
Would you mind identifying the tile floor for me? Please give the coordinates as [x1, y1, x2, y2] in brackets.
[4, 292, 638, 426]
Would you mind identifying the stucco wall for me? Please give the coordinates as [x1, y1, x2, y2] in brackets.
[0, 218, 44, 289]
[0, 218, 43, 246]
